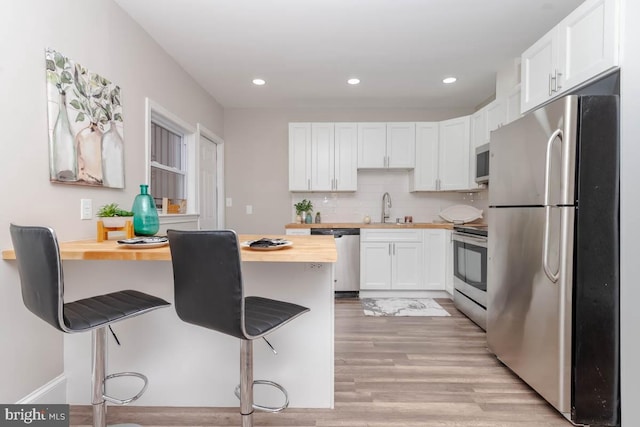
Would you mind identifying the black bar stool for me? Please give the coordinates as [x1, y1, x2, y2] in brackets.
[9, 224, 170, 427]
[167, 229, 309, 427]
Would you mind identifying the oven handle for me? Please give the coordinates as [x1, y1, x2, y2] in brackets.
[452, 233, 487, 247]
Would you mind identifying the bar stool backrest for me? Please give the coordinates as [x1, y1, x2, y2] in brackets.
[9, 224, 65, 332]
[167, 229, 247, 339]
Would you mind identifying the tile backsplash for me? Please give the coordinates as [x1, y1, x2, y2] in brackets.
[290, 170, 488, 224]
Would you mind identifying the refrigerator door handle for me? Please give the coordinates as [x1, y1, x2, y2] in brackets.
[543, 205, 560, 283]
[543, 129, 563, 206]
[543, 128, 563, 283]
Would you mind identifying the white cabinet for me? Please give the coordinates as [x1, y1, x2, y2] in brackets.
[506, 84, 522, 124]
[424, 229, 447, 291]
[409, 122, 439, 191]
[443, 230, 454, 295]
[360, 229, 423, 290]
[438, 116, 471, 191]
[288, 123, 312, 191]
[410, 117, 471, 192]
[357, 122, 415, 169]
[471, 108, 488, 148]
[289, 122, 357, 192]
[521, 0, 619, 113]
[486, 99, 506, 134]
[333, 123, 358, 191]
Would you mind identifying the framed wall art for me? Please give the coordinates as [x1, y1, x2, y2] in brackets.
[45, 48, 124, 188]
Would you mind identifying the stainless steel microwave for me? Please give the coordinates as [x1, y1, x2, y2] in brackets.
[475, 143, 489, 184]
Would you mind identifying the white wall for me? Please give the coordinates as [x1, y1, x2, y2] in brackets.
[224, 107, 473, 234]
[0, 0, 223, 403]
[620, 0, 640, 424]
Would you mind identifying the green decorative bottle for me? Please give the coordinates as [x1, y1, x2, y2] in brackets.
[131, 184, 159, 236]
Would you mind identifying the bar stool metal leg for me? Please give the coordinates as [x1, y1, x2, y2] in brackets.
[91, 327, 107, 427]
[240, 339, 254, 427]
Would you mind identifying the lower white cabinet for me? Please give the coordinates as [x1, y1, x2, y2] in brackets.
[360, 229, 446, 291]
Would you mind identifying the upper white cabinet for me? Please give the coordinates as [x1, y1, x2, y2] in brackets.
[358, 122, 415, 169]
[521, 0, 619, 113]
[486, 99, 506, 134]
[333, 123, 359, 191]
[410, 117, 471, 192]
[409, 122, 439, 191]
[288, 123, 312, 191]
[506, 84, 522, 124]
[471, 108, 488, 148]
[289, 122, 357, 192]
[438, 116, 471, 191]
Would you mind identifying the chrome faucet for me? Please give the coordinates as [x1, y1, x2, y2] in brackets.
[381, 192, 392, 223]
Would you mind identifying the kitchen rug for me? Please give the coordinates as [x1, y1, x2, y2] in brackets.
[361, 298, 450, 317]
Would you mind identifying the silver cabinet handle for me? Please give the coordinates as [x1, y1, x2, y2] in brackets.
[388, 243, 391, 256]
[335, 179, 338, 190]
[331, 178, 334, 191]
[555, 70, 562, 92]
[308, 179, 311, 191]
[549, 73, 555, 96]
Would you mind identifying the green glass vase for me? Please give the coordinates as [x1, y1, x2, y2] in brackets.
[131, 184, 159, 236]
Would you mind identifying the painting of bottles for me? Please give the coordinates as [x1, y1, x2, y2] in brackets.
[45, 48, 124, 188]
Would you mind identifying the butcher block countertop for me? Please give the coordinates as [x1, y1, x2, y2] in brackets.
[2, 234, 337, 263]
[286, 222, 458, 229]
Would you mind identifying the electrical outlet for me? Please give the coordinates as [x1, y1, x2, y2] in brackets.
[246, 205, 253, 215]
[80, 199, 92, 220]
[307, 263, 324, 271]
[226, 197, 232, 207]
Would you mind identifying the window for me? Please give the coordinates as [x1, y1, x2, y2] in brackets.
[145, 98, 196, 220]
[150, 122, 186, 211]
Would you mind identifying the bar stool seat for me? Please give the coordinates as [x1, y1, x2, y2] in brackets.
[167, 229, 310, 427]
[9, 224, 170, 427]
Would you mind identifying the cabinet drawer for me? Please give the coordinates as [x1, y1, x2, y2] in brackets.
[285, 228, 311, 236]
[361, 229, 423, 242]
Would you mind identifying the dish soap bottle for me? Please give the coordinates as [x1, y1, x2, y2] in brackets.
[315, 212, 321, 223]
[131, 184, 159, 236]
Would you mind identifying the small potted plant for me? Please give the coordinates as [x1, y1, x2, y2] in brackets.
[96, 203, 134, 228]
[294, 199, 313, 224]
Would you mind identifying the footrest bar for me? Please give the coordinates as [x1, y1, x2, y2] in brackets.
[102, 371, 148, 405]
[234, 380, 289, 413]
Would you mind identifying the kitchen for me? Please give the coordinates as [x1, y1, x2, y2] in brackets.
[1, 0, 639, 426]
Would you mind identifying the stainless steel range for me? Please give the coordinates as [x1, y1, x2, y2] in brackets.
[452, 224, 487, 330]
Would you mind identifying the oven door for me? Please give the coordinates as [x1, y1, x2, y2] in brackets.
[453, 233, 487, 307]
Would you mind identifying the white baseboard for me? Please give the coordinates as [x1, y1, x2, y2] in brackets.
[359, 290, 453, 299]
[16, 374, 67, 404]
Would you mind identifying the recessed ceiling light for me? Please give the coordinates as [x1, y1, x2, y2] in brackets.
[347, 78, 360, 85]
[442, 77, 457, 84]
[252, 78, 266, 86]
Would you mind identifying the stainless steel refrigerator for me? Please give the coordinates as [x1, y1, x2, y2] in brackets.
[488, 95, 620, 425]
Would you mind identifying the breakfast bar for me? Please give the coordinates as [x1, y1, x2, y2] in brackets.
[2, 234, 337, 408]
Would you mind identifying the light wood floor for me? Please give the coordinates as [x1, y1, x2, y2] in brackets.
[70, 298, 572, 426]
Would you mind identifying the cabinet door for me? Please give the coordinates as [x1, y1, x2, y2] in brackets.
[558, 0, 618, 91]
[521, 27, 559, 113]
[334, 123, 358, 191]
[424, 230, 446, 291]
[443, 230, 454, 295]
[486, 99, 506, 135]
[410, 122, 439, 191]
[357, 123, 386, 168]
[360, 242, 392, 290]
[438, 116, 471, 191]
[506, 85, 522, 124]
[391, 242, 423, 290]
[288, 123, 312, 191]
[310, 123, 334, 191]
[471, 108, 488, 148]
[387, 122, 415, 168]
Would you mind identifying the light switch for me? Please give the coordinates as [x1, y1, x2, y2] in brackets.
[80, 199, 92, 220]
[226, 197, 232, 207]
[246, 205, 253, 215]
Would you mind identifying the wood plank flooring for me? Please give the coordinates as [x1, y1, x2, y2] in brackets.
[70, 298, 572, 426]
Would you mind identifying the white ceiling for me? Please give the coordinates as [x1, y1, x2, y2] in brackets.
[114, 0, 584, 109]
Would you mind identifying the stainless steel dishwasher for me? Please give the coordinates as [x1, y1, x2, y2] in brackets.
[311, 228, 360, 295]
